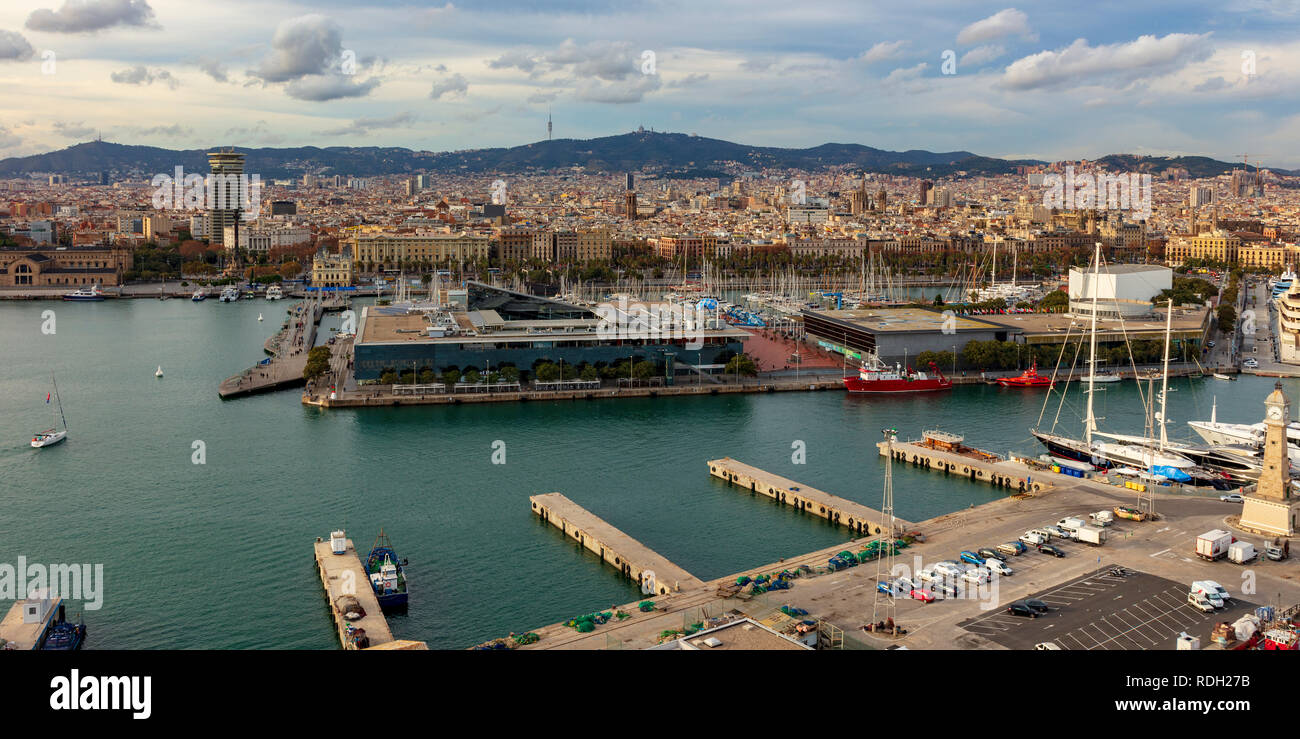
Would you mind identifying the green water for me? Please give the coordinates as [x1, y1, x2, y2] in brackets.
[0, 299, 1289, 648]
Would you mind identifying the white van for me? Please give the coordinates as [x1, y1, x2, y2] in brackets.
[986, 559, 1013, 576]
[1020, 531, 1047, 546]
[1191, 581, 1225, 608]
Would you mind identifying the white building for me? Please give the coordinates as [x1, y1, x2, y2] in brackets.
[1068, 264, 1172, 318]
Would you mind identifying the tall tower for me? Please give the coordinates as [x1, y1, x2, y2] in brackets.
[1240, 382, 1300, 536]
[547, 109, 552, 141]
[624, 191, 637, 221]
[206, 149, 246, 256]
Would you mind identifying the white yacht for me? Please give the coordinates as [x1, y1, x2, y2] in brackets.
[31, 374, 68, 448]
[218, 286, 239, 302]
[1188, 400, 1300, 463]
[265, 284, 284, 301]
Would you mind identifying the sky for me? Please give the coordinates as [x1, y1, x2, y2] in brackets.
[1, 0, 1299, 166]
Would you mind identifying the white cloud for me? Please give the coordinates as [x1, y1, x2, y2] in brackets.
[959, 45, 1005, 68]
[109, 64, 178, 89]
[430, 72, 468, 100]
[859, 40, 907, 64]
[26, 0, 159, 34]
[1001, 33, 1213, 91]
[957, 8, 1035, 45]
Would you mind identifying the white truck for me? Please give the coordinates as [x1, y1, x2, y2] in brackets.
[1196, 529, 1233, 561]
[1089, 510, 1114, 526]
[1075, 524, 1107, 546]
[1057, 516, 1087, 534]
[1228, 541, 1256, 564]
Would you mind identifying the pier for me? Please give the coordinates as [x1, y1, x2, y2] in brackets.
[0, 595, 61, 650]
[708, 458, 911, 535]
[219, 300, 324, 398]
[313, 534, 394, 650]
[530, 493, 705, 595]
[876, 435, 1047, 494]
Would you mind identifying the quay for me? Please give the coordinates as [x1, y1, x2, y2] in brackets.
[530, 493, 705, 595]
[876, 434, 1047, 494]
[306, 376, 843, 408]
[219, 299, 326, 398]
[708, 457, 911, 535]
[312, 534, 396, 650]
[0, 594, 62, 650]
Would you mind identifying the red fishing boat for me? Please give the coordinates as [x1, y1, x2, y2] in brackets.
[997, 361, 1054, 388]
[843, 356, 952, 394]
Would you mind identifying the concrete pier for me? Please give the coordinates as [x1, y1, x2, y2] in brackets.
[876, 438, 1047, 494]
[0, 596, 61, 650]
[313, 535, 394, 650]
[708, 458, 910, 535]
[219, 300, 323, 398]
[530, 493, 704, 595]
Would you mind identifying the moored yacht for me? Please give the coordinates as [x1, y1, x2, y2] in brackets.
[218, 286, 239, 302]
[62, 284, 105, 301]
[265, 284, 284, 300]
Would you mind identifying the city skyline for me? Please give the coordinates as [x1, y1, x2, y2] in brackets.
[2, 1, 1299, 165]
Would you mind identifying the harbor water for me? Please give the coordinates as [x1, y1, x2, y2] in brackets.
[0, 299, 1287, 648]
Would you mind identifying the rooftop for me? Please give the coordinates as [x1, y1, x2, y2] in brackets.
[804, 307, 1007, 334]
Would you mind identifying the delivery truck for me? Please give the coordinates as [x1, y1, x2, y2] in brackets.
[1090, 510, 1114, 526]
[1196, 529, 1233, 561]
[1057, 516, 1087, 533]
[1075, 524, 1106, 546]
[1228, 541, 1256, 564]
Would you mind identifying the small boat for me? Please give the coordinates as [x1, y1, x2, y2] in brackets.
[155, 365, 164, 378]
[265, 285, 283, 301]
[365, 530, 408, 611]
[191, 290, 207, 302]
[257, 313, 264, 322]
[1213, 373, 1235, 381]
[63, 283, 105, 301]
[1090, 370, 1122, 383]
[218, 286, 239, 303]
[32, 373, 69, 448]
[998, 361, 1054, 388]
[40, 604, 86, 651]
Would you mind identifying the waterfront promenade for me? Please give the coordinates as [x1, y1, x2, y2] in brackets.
[219, 300, 321, 398]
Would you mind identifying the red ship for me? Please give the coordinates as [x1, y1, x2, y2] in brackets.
[843, 357, 952, 394]
[997, 361, 1054, 388]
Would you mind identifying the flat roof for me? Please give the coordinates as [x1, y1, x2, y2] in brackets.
[666, 619, 812, 651]
[976, 306, 1210, 343]
[804, 307, 1007, 334]
[358, 306, 751, 345]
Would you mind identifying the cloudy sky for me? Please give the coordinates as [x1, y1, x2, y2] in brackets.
[1, 0, 1299, 165]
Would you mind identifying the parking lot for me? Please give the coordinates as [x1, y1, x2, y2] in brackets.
[958, 566, 1258, 650]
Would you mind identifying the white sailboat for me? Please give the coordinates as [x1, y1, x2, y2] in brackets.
[155, 365, 164, 378]
[31, 373, 68, 448]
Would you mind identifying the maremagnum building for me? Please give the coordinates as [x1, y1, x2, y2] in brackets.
[352, 282, 750, 380]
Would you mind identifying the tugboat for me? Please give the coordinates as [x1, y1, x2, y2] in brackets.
[40, 604, 86, 651]
[843, 354, 952, 394]
[365, 530, 408, 611]
[997, 361, 1054, 388]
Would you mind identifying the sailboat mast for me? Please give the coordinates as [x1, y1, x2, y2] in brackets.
[1084, 243, 1100, 442]
[1158, 298, 1173, 450]
[51, 372, 67, 431]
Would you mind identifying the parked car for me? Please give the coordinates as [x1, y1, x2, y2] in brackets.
[895, 576, 916, 593]
[1035, 642, 1063, 650]
[1042, 525, 1071, 539]
[1030, 528, 1057, 541]
[1023, 598, 1051, 613]
[1188, 592, 1216, 613]
[934, 561, 964, 577]
[1220, 493, 1244, 503]
[978, 547, 1007, 562]
[910, 588, 935, 603]
[1203, 580, 1231, 603]
[877, 579, 900, 596]
[1207, 341, 1216, 348]
[1020, 532, 1047, 546]
[963, 567, 992, 584]
[1007, 603, 1039, 618]
[959, 551, 985, 566]
[1190, 581, 1225, 608]
[932, 581, 958, 598]
[1245, 358, 1259, 368]
[998, 542, 1028, 556]
[1038, 544, 1065, 557]
[985, 559, 1013, 576]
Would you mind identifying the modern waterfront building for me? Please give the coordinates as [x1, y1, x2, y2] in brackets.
[801, 308, 1011, 366]
[206, 149, 246, 248]
[1068, 264, 1172, 318]
[352, 282, 748, 380]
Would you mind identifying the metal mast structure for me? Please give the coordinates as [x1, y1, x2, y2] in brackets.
[872, 427, 898, 626]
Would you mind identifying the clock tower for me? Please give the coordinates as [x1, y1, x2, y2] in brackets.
[1240, 382, 1300, 536]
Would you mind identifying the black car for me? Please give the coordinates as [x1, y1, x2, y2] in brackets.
[1007, 602, 1039, 618]
[1023, 598, 1051, 614]
[977, 547, 1007, 562]
[1038, 544, 1065, 557]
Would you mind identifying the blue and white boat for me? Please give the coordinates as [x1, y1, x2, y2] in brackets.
[40, 604, 86, 651]
[62, 283, 104, 301]
[365, 530, 408, 611]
